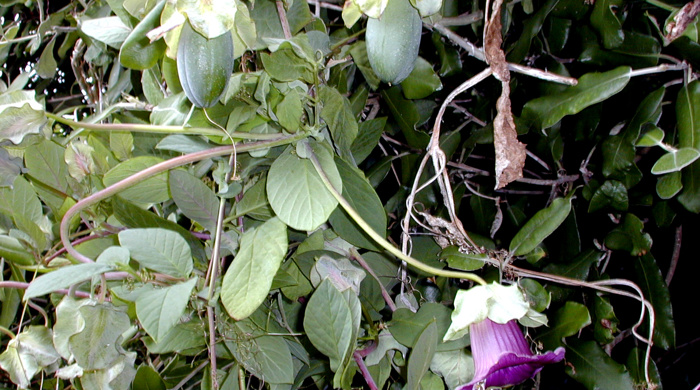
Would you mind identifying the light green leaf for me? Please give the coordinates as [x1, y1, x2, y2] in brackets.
[365, 329, 408, 366]
[537, 301, 592, 349]
[328, 157, 386, 250]
[406, 320, 438, 390]
[156, 134, 211, 154]
[401, 57, 442, 100]
[354, 0, 389, 18]
[143, 320, 206, 354]
[133, 365, 166, 390]
[119, 228, 193, 278]
[523, 66, 631, 130]
[430, 349, 474, 390]
[390, 303, 468, 351]
[53, 297, 90, 360]
[410, 0, 442, 16]
[103, 156, 170, 204]
[221, 217, 288, 320]
[111, 131, 134, 161]
[24, 138, 70, 197]
[150, 93, 190, 126]
[251, 336, 295, 384]
[652, 147, 700, 174]
[275, 89, 303, 132]
[80, 16, 131, 49]
[80, 352, 136, 390]
[0, 326, 59, 388]
[69, 303, 131, 370]
[440, 246, 487, 271]
[177, 0, 236, 38]
[36, 36, 57, 79]
[65, 140, 96, 181]
[636, 125, 665, 147]
[0, 104, 47, 145]
[136, 278, 197, 342]
[657, 171, 683, 199]
[0, 234, 35, 265]
[0, 176, 43, 224]
[320, 85, 359, 159]
[510, 193, 573, 255]
[303, 279, 354, 371]
[24, 263, 114, 300]
[169, 170, 220, 232]
[119, 0, 167, 70]
[566, 339, 635, 390]
[267, 141, 341, 231]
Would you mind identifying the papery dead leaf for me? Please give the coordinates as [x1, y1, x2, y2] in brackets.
[665, 0, 700, 42]
[485, 0, 526, 189]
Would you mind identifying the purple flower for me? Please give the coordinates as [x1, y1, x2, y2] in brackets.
[457, 318, 565, 390]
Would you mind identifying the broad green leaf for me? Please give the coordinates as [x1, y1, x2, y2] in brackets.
[248, 336, 295, 384]
[249, 0, 311, 48]
[111, 131, 135, 161]
[400, 57, 442, 100]
[590, 0, 625, 48]
[275, 89, 303, 132]
[150, 93, 190, 126]
[652, 148, 700, 174]
[309, 255, 366, 294]
[0, 176, 42, 224]
[119, 0, 167, 70]
[519, 278, 551, 312]
[656, 171, 683, 199]
[133, 365, 166, 390]
[365, 329, 408, 366]
[566, 339, 635, 390]
[537, 301, 591, 349]
[320, 85, 359, 160]
[119, 228, 193, 278]
[328, 157, 386, 250]
[267, 141, 341, 231]
[80, 352, 136, 390]
[221, 217, 288, 320]
[626, 347, 663, 389]
[24, 263, 114, 299]
[676, 81, 700, 211]
[0, 326, 59, 388]
[430, 349, 474, 389]
[391, 303, 468, 351]
[406, 320, 438, 390]
[303, 279, 354, 371]
[136, 278, 196, 342]
[260, 45, 315, 84]
[64, 140, 96, 181]
[0, 235, 35, 265]
[380, 86, 430, 148]
[177, 0, 236, 38]
[593, 295, 619, 344]
[80, 16, 131, 49]
[440, 246, 487, 271]
[169, 170, 220, 232]
[602, 134, 642, 188]
[233, 175, 274, 220]
[0, 147, 22, 187]
[143, 320, 206, 354]
[0, 104, 47, 145]
[636, 125, 665, 147]
[628, 88, 665, 138]
[604, 214, 652, 256]
[507, 0, 559, 63]
[510, 193, 573, 256]
[103, 156, 170, 204]
[36, 36, 57, 79]
[53, 297, 90, 360]
[69, 303, 131, 370]
[24, 139, 70, 203]
[351, 117, 386, 164]
[349, 41, 382, 90]
[634, 254, 675, 349]
[431, 31, 462, 77]
[523, 66, 631, 130]
[156, 134, 210, 154]
[588, 180, 628, 212]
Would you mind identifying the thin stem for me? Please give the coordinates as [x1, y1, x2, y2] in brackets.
[645, 0, 678, 11]
[0, 281, 92, 298]
[172, 360, 209, 390]
[628, 63, 687, 78]
[665, 225, 682, 286]
[277, 1, 292, 39]
[60, 133, 306, 263]
[207, 305, 219, 390]
[350, 248, 397, 311]
[46, 112, 282, 140]
[438, 11, 484, 26]
[0, 325, 15, 339]
[354, 351, 379, 390]
[306, 142, 487, 285]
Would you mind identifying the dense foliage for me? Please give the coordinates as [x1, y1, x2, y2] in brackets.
[0, 0, 697, 388]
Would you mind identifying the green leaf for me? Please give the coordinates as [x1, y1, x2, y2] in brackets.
[136, 278, 196, 342]
[380, 86, 430, 148]
[566, 339, 635, 390]
[400, 57, 442, 100]
[604, 214, 652, 256]
[636, 125, 665, 147]
[275, 89, 303, 132]
[320, 85, 359, 160]
[328, 157, 386, 250]
[537, 301, 591, 349]
[119, 228, 193, 278]
[656, 171, 683, 199]
[430, 349, 474, 389]
[248, 336, 295, 384]
[588, 180, 628, 212]
[220, 217, 288, 320]
[176, 0, 236, 38]
[507, 0, 559, 63]
[267, 141, 341, 231]
[590, 0, 625, 49]
[143, 320, 205, 354]
[349, 42, 382, 90]
[602, 134, 642, 188]
[626, 347, 663, 389]
[593, 295, 619, 344]
[103, 156, 170, 204]
[0, 103, 47, 145]
[260, 45, 315, 84]
[36, 36, 57, 79]
[24, 263, 114, 299]
[652, 148, 700, 174]
[351, 117, 386, 164]
[523, 66, 631, 130]
[24, 138, 71, 199]
[303, 279, 354, 371]
[80, 16, 131, 49]
[69, 303, 131, 370]
[634, 254, 675, 349]
[406, 320, 438, 390]
[440, 246, 487, 271]
[519, 278, 551, 312]
[676, 81, 700, 211]
[0, 147, 22, 187]
[0, 235, 35, 265]
[510, 193, 573, 256]
[0, 176, 43, 224]
[169, 170, 220, 232]
[391, 303, 470, 351]
[119, 0, 167, 70]
[0, 326, 59, 388]
[133, 365, 166, 390]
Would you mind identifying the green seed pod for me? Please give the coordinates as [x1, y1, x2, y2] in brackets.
[365, 0, 422, 85]
[177, 20, 234, 108]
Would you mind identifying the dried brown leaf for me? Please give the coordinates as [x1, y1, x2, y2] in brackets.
[665, 0, 700, 42]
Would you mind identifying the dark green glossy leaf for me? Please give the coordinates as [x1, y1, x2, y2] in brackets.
[523, 66, 631, 130]
[537, 301, 591, 349]
[400, 57, 442, 100]
[634, 254, 675, 349]
[588, 180, 628, 212]
[351, 117, 386, 164]
[507, 0, 559, 63]
[389, 303, 468, 352]
[328, 157, 386, 250]
[320, 85, 359, 160]
[380, 86, 430, 148]
[626, 347, 663, 389]
[566, 339, 635, 390]
[431, 31, 462, 77]
[510, 192, 573, 256]
[519, 278, 551, 312]
[602, 134, 642, 188]
[590, 0, 625, 49]
[604, 214, 652, 256]
[677, 81, 700, 211]
[119, 0, 166, 70]
[440, 246, 487, 271]
[349, 41, 382, 90]
[593, 295, 619, 344]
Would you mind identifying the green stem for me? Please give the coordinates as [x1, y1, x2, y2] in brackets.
[306, 143, 487, 285]
[46, 112, 283, 140]
[60, 133, 307, 264]
[644, 0, 677, 12]
[329, 28, 366, 52]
